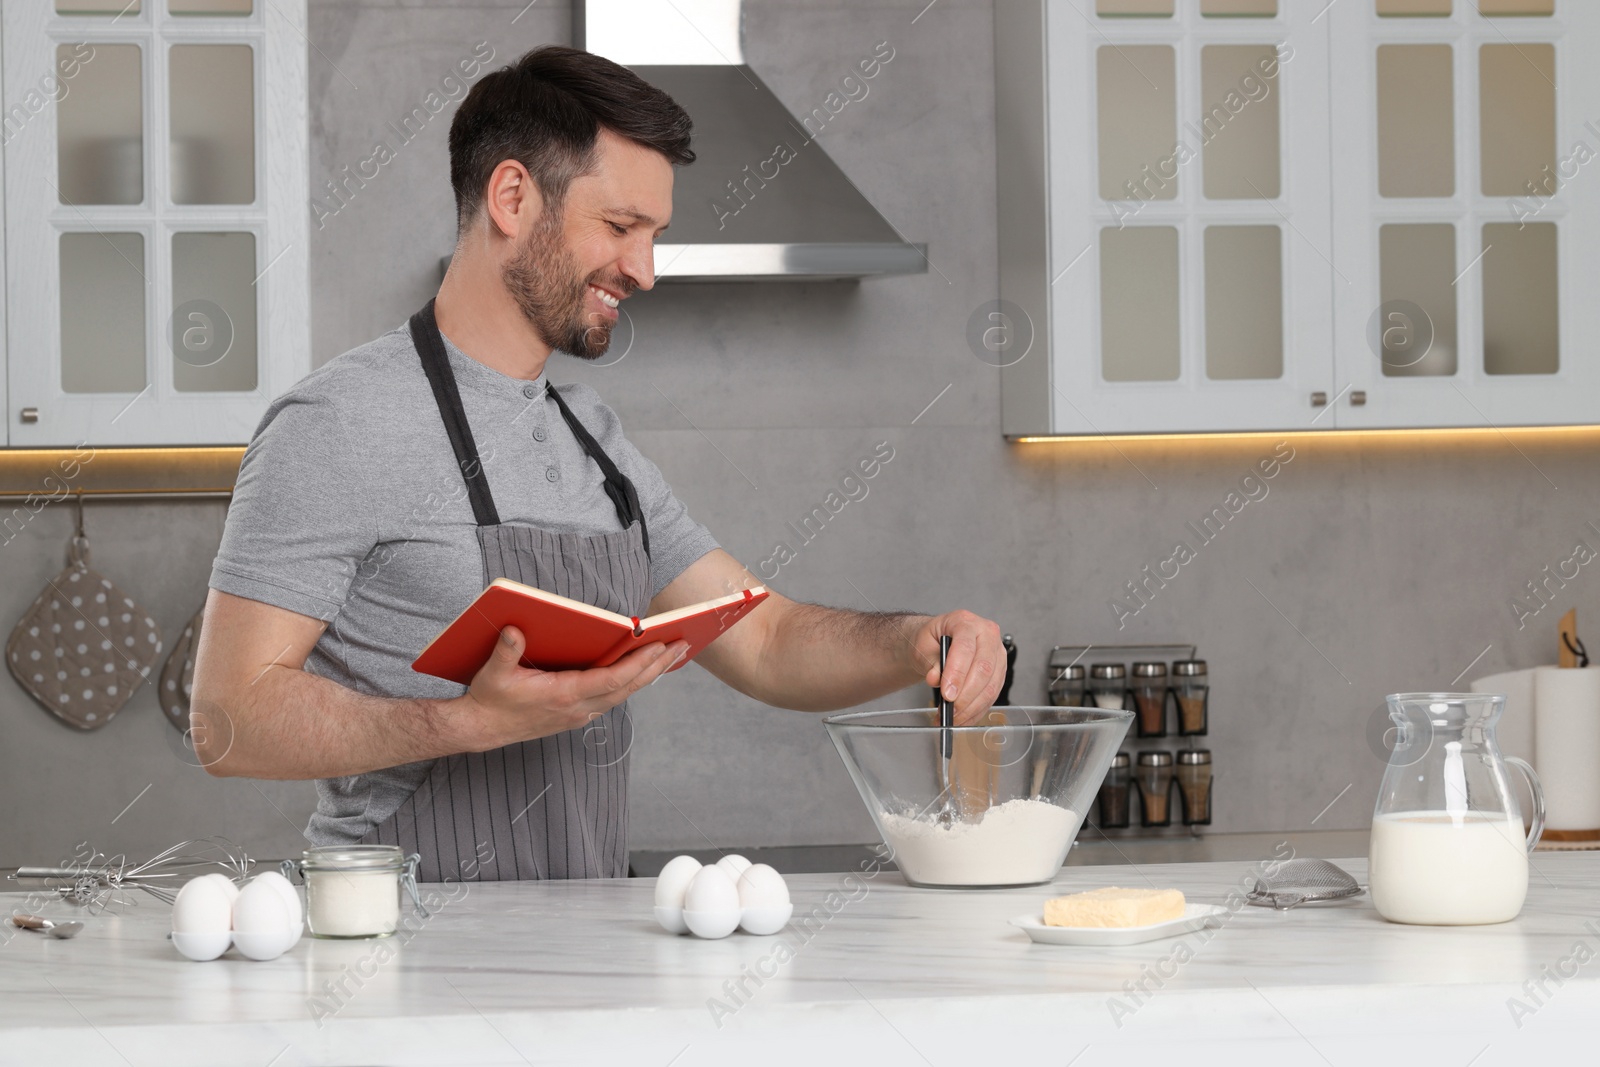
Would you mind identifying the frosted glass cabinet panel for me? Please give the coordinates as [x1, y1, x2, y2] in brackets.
[171, 0, 253, 13]
[997, 0, 1600, 436]
[59, 233, 146, 394]
[1480, 0, 1553, 14]
[56, 0, 141, 12]
[1205, 226, 1283, 381]
[1482, 222, 1558, 376]
[1097, 0, 1174, 15]
[1377, 0, 1450, 14]
[1479, 44, 1555, 197]
[1097, 46, 1177, 200]
[3, 0, 310, 445]
[169, 45, 256, 204]
[1378, 224, 1457, 377]
[56, 44, 143, 205]
[1201, 0, 1276, 14]
[1376, 45, 1454, 198]
[1100, 228, 1181, 382]
[172, 233, 259, 392]
[1201, 45, 1280, 199]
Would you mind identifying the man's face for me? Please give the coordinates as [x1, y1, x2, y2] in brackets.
[502, 130, 674, 359]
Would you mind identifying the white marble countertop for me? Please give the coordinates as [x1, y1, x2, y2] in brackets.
[4, 850, 1599, 1066]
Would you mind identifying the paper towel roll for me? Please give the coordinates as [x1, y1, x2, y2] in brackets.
[1470, 669, 1536, 768]
[1533, 666, 1600, 832]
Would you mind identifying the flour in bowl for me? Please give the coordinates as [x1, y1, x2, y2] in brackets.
[878, 798, 1081, 886]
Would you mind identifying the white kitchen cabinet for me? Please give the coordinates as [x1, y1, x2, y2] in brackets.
[1328, 1, 1600, 429]
[997, 0, 1600, 436]
[0, 0, 310, 447]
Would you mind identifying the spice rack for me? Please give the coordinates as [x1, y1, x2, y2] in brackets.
[1048, 643, 1213, 839]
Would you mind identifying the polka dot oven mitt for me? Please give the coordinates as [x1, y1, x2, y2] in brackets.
[7, 536, 164, 731]
[159, 604, 204, 733]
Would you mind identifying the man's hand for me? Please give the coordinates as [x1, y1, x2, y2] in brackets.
[453, 626, 691, 752]
[912, 610, 1006, 726]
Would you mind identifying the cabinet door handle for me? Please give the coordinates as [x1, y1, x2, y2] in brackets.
[1310, 391, 1327, 407]
[1350, 390, 1367, 406]
[19, 407, 38, 424]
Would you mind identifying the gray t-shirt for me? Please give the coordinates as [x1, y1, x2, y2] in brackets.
[209, 323, 719, 843]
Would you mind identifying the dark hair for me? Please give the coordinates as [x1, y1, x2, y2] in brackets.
[449, 45, 694, 229]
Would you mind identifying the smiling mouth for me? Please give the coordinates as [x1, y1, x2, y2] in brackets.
[588, 284, 621, 309]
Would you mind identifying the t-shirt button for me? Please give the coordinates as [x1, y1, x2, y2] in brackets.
[545, 466, 559, 482]
[533, 427, 547, 442]
[523, 383, 539, 399]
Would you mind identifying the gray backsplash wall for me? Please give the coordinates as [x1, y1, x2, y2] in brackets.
[1, 0, 1591, 870]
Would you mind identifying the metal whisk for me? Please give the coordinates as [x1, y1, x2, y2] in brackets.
[934, 635, 959, 826]
[12, 837, 253, 909]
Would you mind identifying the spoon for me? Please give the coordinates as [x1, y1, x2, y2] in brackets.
[11, 914, 84, 939]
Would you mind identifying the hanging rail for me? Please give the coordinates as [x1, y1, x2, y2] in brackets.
[0, 489, 231, 501]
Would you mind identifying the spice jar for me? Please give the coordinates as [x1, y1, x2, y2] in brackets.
[1177, 749, 1213, 825]
[1173, 659, 1209, 736]
[1088, 663, 1127, 710]
[1048, 663, 1087, 707]
[286, 845, 427, 939]
[1097, 751, 1131, 828]
[1135, 751, 1174, 827]
[1131, 661, 1169, 738]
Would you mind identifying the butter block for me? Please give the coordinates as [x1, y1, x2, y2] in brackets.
[1042, 887, 1186, 928]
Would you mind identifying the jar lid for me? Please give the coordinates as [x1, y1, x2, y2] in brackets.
[1172, 659, 1208, 676]
[1177, 749, 1212, 764]
[1136, 751, 1174, 766]
[1051, 664, 1087, 683]
[1132, 661, 1167, 677]
[301, 844, 405, 871]
[1090, 663, 1126, 679]
[1109, 751, 1130, 768]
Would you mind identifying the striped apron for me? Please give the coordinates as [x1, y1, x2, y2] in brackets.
[362, 299, 652, 883]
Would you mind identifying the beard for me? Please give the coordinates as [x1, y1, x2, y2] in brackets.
[501, 210, 632, 361]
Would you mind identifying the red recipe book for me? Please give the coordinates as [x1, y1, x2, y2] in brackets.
[412, 579, 769, 685]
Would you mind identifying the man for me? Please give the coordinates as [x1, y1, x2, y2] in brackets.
[192, 46, 1003, 883]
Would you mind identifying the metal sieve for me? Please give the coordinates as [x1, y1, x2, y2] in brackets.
[1246, 858, 1366, 910]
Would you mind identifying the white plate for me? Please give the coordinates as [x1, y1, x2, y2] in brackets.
[1010, 903, 1229, 946]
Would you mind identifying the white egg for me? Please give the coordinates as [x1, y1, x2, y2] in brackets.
[736, 864, 790, 909]
[714, 854, 752, 881]
[682, 865, 741, 939]
[198, 872, 240, 907]
[231, 879, 293, 961]
[171, 929, 231, 962]
[250, 870, 304, 946]
[736, 864, 794, 936]
[685, 865, 740, 912]
[654, 855, 703, 909]
[171, 875, 233, 935]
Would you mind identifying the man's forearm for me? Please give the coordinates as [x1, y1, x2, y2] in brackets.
[199, 665, 465, 780]
[744, 602, 929, 711]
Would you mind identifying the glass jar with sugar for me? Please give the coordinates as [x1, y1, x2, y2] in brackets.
[284, 845, 427, 939]
[1088, 663, 1127, 710]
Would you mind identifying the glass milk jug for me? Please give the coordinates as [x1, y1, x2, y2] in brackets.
[1370, 693, 1545, 925]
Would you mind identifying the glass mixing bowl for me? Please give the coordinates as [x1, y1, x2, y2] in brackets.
[823, 706, 1133, 888]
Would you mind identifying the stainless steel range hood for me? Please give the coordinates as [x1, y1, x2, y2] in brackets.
[575, 0, 927, 283]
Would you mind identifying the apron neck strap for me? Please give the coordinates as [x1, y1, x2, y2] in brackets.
[410, 299, 500, 527]
[546, 385, 651, 559]
[409, 299, 650, 558]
